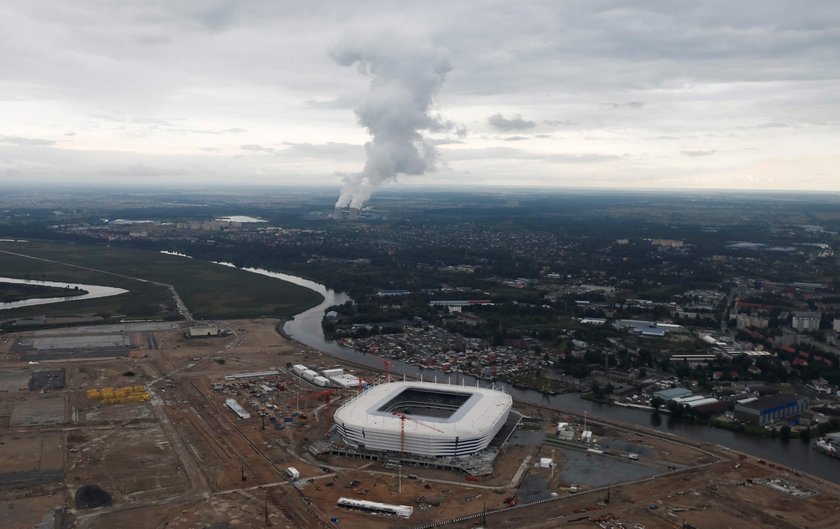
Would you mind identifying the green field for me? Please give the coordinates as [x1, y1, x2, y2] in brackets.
[0, 240, 323, 322]
[0, 283, 87, 303]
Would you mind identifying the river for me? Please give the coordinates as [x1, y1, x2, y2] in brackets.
[223, 265, 840, 484]
[0, 276, 129, 311]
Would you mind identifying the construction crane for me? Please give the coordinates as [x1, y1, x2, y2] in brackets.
[391, 410, 444, 458]
[383, 359, 392, 384]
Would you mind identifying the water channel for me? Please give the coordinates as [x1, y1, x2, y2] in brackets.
[0, 276, 129, 311]
[219, 264, 840, 484]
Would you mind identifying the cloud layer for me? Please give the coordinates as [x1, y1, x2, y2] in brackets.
[0, 1, 839, 191]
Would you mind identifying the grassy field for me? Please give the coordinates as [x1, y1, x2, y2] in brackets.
[0, 240, 323, 321]
[0, 283, 87, 303]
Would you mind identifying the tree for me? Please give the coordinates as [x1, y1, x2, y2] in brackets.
[780, 425, 791, 440]
[650, 396, 664, 411]
[800, 426, 811, 442]
[666, 399, 684, 418]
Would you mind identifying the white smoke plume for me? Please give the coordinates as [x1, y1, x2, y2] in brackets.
[332, 33, 454, 209]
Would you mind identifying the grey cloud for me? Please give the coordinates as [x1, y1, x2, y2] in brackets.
[504, 136, 530, 141]
[488, 114, 536, 131]
[544, 153, 624, 163]
[681, 150, 717, 157]
[444, 146, 622, 164]
[0, 135, 55, 147]
[240, 144, 280, 154]
[428, 138, 465, 145]
[240, 142, 362, 159]
[2, 1, 839, 191]
[281, 141, 362, 159]
[605, 101, 644, 109]
[304, 94, 360, 109]
[756, 122, 790, 129]
[543, 120, 576, 127]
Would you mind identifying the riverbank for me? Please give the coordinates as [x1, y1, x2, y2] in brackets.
[201, 262, 840, 485]
[0, 282, 88, 303]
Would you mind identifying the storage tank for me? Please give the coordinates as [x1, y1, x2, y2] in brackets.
[313, 376, 331, 387]
[292, 364, 308, 376]
[302, 370, 317, 382]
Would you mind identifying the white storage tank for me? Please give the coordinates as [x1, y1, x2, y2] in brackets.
[292, 364, 308, 376]
[313, 376, 331, 387]
[302, 370, 317, 382]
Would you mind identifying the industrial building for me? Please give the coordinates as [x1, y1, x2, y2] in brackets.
[321, 368, 365, 389]
[733, 394, 808, 426]
[614, 319, 683, 335]
[225, 399, 251, 420]
[556, 422, 575, 440]
[333, 381, 512, 457]
[654, 387, 692, 401]
[671, 395, 725, 414]
[336, 497, 413, 518]
[291, 364, 330, 387]
[187, 325, 220, 337]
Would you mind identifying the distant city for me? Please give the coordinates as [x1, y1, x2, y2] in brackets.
[3, 187, 840, 528]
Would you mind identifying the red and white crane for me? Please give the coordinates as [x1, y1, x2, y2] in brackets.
[391, 410, 444, 458]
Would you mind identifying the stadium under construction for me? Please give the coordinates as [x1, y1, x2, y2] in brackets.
[310, 380, 522, 475]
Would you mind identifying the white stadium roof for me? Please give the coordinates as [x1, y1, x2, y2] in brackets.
[333, 381, 512, 457]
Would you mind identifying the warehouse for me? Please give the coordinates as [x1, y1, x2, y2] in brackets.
[733, 394, 808, 426]
[654, 387, 693, 401]
[225, 399, 251, 420]
[336, 497, 413, 518]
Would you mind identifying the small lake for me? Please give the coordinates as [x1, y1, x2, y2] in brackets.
[0, 276, 129, 311]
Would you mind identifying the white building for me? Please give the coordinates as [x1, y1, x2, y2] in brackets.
[333, 381, 512, 457]
[792, 311, 821, 332]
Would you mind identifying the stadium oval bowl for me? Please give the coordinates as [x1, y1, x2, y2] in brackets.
[333, 381, 512, 457]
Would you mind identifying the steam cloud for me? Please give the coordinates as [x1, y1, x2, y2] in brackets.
[332, 33, 454, 209]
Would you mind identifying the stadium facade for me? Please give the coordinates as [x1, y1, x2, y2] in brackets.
[333, 381, 512, 457]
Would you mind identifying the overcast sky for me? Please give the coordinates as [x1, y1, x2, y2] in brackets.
[2, 1, 839, 192]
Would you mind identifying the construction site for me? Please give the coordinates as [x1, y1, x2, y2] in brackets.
[2, 319, 840, 529]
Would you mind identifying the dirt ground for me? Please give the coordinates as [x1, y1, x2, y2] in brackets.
[448, 455, 840, 529]
[4, 318, 840, 529]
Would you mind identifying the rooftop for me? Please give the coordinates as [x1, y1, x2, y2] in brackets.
[737, 393, 802, 410]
